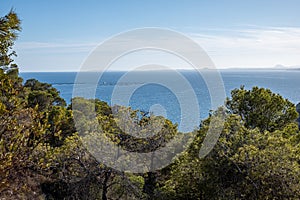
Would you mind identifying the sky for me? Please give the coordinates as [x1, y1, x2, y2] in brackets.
[1, 0, 300, 71]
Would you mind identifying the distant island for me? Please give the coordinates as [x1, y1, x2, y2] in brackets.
[224, 64, 300, 70]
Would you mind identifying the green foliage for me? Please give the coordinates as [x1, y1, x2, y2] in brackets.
[297, 103, 300, 113]
[71, 98, 181, 199]
[163, 88, 300, 200]
[25, 78, 66, 110]
[0, 70, 50, 198]
[0, 10, 21, 72]
[2, 66, 300, 199]
[1, 10, 300, 199]
[46, 106, 76, 146]
[198, 115, 300, 199]
[226, 86, 298, 132]
[0, 68, 25, 109]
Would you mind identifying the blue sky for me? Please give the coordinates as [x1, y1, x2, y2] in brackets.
[1, 0, 300, 71]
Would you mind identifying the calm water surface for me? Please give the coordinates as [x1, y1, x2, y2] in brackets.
[20, 70, 300, 132]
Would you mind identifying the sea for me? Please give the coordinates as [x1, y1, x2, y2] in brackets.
[20, 70, 300, 132]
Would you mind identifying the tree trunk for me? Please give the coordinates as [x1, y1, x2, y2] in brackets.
[102, 170, 111, 200]
[143, 171, 156, 200]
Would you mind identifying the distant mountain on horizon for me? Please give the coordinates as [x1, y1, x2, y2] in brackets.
[225, 64, 300, 70]
[273, 64, 300, 70]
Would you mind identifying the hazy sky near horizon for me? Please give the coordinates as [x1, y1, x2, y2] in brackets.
[1, 0, 300, 71]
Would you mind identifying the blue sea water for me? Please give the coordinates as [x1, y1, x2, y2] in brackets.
[20, 70, 300, 132]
